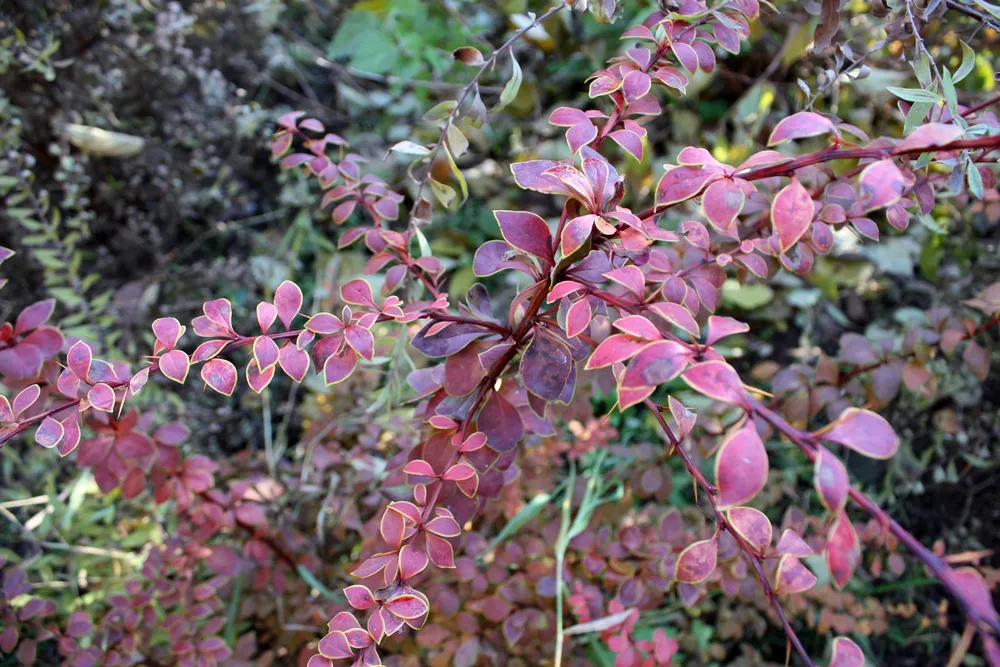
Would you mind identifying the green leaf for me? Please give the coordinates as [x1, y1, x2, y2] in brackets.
[887, 86, 942, 104]
[955, 41, 976, 83]
[428, 178, 456, 208]
[390, 141, 431, 157]
[942, 68, 958, 116]
[49, 287, 83, 306]
[328, 10, 400, 74]
[912, 53, 932, 88]
[31, 249, 65, 270]
[296, 565, 343, 601]
[493, 53, 522, 113]
[967, 160, 984, 199]
[483, 489, 555, 556]
[423, 101, 457, 123]
[904, 101, 933, 135]
[443, 146, 467, 204]
[445, 124, 468, 158]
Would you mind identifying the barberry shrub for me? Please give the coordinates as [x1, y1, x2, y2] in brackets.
[3, 0, 1000, 666]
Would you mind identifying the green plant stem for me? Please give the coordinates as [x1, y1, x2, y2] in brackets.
[553, 463, 575, 667]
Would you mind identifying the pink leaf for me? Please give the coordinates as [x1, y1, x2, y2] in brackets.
[585, 334, 647, 370]
[858, 159, 909, 212]
[726, 507, 771, 556]
[278, 344, 310, 382]
[341, 279, 376, 308]
[253, 335, 280, 371]
[646, 302, 699, 337]
[612, 315, 661, 341]
[767, 111, 837, 146]
[495, 210, 553, 262]
[818, 407, 898, 459]
[398, 544, 429, 581]
[701, 178, 745, 233]
[14, 299, 55, 335]
[403, 460, 437, 478]
[682, 360, 747, 406]
[257, 302, 278, 334]
[67, 340, 93, 380]
[825, 511, 861, 588]
[603, 265, 645, 299]
[828, 637, 865, 667]
[384, 594, 429, 620]
[274, 281, 303, 330]
[87, 383, 115, 413]
[566, 298, 593, 339]
[774, 554, 817, 594]
[714, 420, 768, 508]
[896, 123, 963, 152]
[318, 630, 355, 660]
[12, 384, 41, 417]
[704, 316, 749, 346]
[775, 529, 813, 558]
[771, 178, 814, 253]
[656, 166, 721, 207]
[477, 392, 523, 453]
[201, 359, 238, 396]
[675, 538, 718, 584]
[159, 349, 190, 384]
[152, 317, 184, 351]
[814, 447, 849, 513]
[246, 359, 275, 393]
[322, 346, 357, 385]
[34, 417, 64, 448]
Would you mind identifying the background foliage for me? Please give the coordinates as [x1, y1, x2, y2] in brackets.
[1, 0, 1000, 665]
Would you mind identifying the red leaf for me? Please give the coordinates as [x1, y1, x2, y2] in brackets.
[494, 210, 553, 262]
[858, 159, 909, 212]
[87, 383, 115, 413]
[452, 46, 485, 65]
[767, 111, 837, 146]
[403, 460, 437, 478]
[566, 298, 593, 339]
[477, 392, 523, 453]
[520, 330, 573, 401]
[726, 507, 771, 556]
[585, 334, 647, 370]
[675, 538, 718, 584]
[704, 316, 749, 346]
[253, 335, 280, 371]
[896, 123, 963, 152]
[547, 280, 587, 303]
[771, 178, 814, 252]
[612, 315, 661, 341]
[398, 545, 429, 581]
[341, 279, 376, 308]
[306, 313, 345, 335]
[814, 446, 849, 513]
[828, 636, 865, 667]
[34, 417, 64, 449]
[274, 281, 303, 329]
[701, 178, 745, 233]
[774, 554, 817, 594]
[323, 346, 357, 385]
[714, 420, 768, 509]
[775, 529, 813, 558]
[200, 359, 237, 396]
[682, 360, 747, 406]
[825, 511, 861, 588]
[14, 299, 54, 335]
[318, 630, 354, 659]
[646, 302, 699, 337]
[246, 359, 275, 393]
[159, 349, 190, 384]
[384, 594, 429, 620]
[152, 317, 184, 351]
[818, 407, 898, 459]
[442, 463, 476, 481]
[426, 534, 456, 568]
[620, 340, 691, 391]
[656, 165, 721, 207]
[278, 344, 310, 382]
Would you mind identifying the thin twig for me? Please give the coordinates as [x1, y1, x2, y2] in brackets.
[646, 401, 817, 667]
[405, 4, 566, 230]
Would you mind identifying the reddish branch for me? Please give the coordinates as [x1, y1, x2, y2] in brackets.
[647, 400, 816, 667]
[750, 397, 1000, 639]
